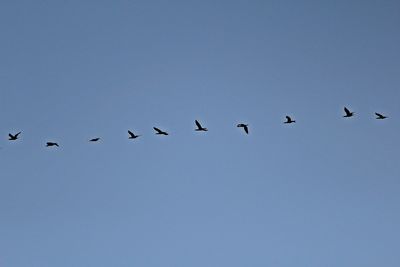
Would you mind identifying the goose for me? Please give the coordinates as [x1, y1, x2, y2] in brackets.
[284, 116, 296, 124]
[343, 107, 354, 118]
[8, 132, 21, 141]
[46, 142, 59, 147]
[153, 127, 168, 135]
[375, 112, 387, 120]
[237, 124, 249, 134]
[128, 130, 141, 139]
[195, 120, 208, 131]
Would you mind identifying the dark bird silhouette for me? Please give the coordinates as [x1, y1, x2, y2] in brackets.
[128, 130, 141, 139]
[89, 138, 100, 142]
[153, 127, 168, 135]
[8, 132, 21, 140]
[46, 142, 59, 147]
[195, 120, 208, 131]
[375, 112, 387, 120]
[284, 116, 296, 124]
[343, 107, 354, 118]
[237, 124, 249, 134]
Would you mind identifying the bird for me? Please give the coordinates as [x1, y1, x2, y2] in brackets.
[195, 120, 208, 131]
[284, 116, 296, 124]
[8, 132, 21, 140]
[46, 142, 59, 147]
[237, 123, 249, 134]
[128, 130, 141, 139]
[153, 127, 168, 135]
[89, 138, 100, 142]
[343, 107, 354, 118]
[375, 112, 387, 120]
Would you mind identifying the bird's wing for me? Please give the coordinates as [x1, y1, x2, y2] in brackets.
[286, 116, 291, 121]
[128, 130, 134, 137]
[8, 134, 13, 138]
[153, 127, 162, 133]
[344, 107, 350, 115]
[375, 112, 383, 117]
[15, 132, 21, 137]
[244, 125, 249, 134]
[195, 120, 202, 128]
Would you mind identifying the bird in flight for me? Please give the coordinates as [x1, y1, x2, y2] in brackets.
[153, 127, 168, 135]
[284, 116, 296, 124]
[237, 123, 249, 134]
[195, 120, 208, 131]
[128, 130, 141, 139]
[343, 107, 354, 118]
[46, 142, 59, 147]
[375, 112, 387, 120]
[8, 132, 21, 141]
[89, 138, 100, 142]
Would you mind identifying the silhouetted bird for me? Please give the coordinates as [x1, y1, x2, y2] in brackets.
[195, 120, 208, 131]
[284, 116, 296, 124]
[89, 138, 100, 142]
[375, 112, 387, 120]
[46, 142, 59, 147]
[343, 107, 354, 118]
[8, 132, 21, 140]
[153, 127, 168, 135]
[128, 130, 141, 139]
[237, 124, 249, 134]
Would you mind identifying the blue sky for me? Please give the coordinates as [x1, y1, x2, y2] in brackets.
[1, 1, 400, 266]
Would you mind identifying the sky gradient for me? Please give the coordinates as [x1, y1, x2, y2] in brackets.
[1, 1, 400, 266]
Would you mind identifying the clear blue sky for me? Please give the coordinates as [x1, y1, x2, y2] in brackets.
[1, 1, 400, 266]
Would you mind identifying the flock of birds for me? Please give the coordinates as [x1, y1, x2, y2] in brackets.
[5, 107, 388, 147]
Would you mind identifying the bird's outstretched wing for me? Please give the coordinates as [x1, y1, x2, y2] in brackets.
[195, 120, 202, 129]
[128, 130, 134, 137]
[153, 127, 162, 134]
[15, 132, 21, 137]
[344, 107, 351, 115]
[154, 127, 168, 135]
[8, 133, 13, 138]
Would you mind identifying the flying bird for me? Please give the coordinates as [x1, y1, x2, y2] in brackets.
[343, 107, 354, 118]
[89, 138, 100, 142]
[153, 127, 168, 135]
[46, 142, 59, 147]
[8, 132, 21, 140]
[237, 123, 249, 134]
[128, 130, 141, 139]
[375, 112, 387, 120]
[195, 120, 208, 131]
[284, 116, 296, 124]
